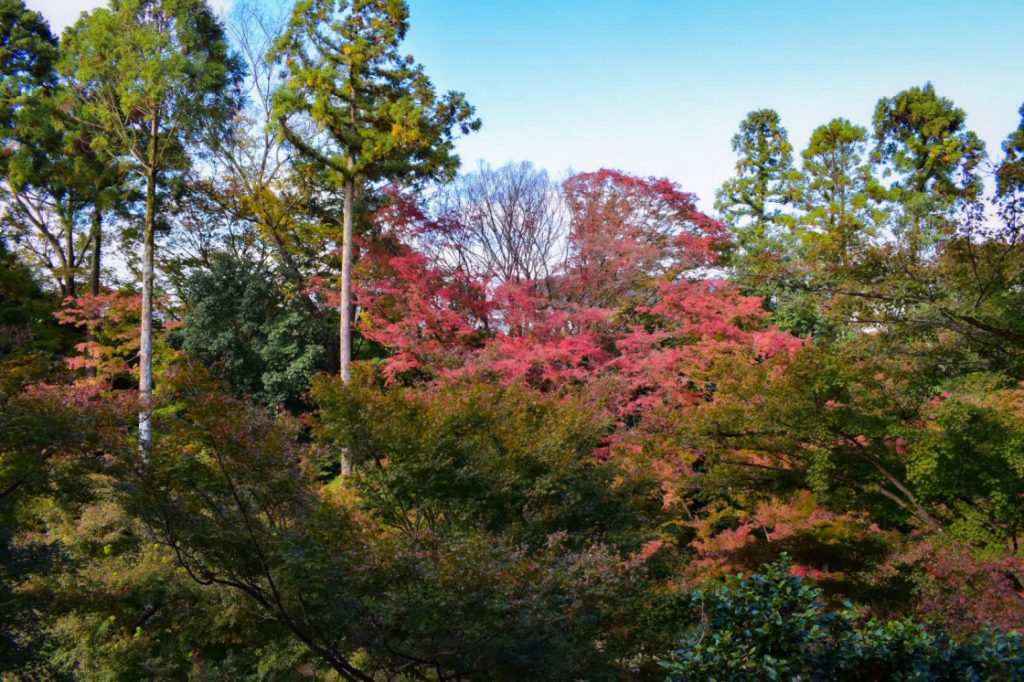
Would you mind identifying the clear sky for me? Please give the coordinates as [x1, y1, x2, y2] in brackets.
[25, 0, 1024, 211]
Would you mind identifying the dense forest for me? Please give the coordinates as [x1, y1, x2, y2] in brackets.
[1, 0, 1024, 679]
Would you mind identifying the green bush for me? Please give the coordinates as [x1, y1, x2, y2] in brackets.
[662, 555, 1024, 681]
[171, 253, 332, 407]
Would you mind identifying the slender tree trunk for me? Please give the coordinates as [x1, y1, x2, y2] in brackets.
[64, 213, 76, 299]
[340, 175, 354, 383]
[139, 118, 159, 454]
[339, 173, 355, 477]
[86, 207, 102, 379]
[90, 207, 102, 296]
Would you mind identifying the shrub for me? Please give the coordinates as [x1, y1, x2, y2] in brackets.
[662, 555, 1024, 681]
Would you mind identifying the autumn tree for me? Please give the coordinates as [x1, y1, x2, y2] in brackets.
[60, 0, 239, 449]
[272, 0, 479, 384]
[357, 170, 798, 461]
[562, 169, 726, 307]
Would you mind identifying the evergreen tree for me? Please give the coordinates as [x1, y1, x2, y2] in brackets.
[172, 253, 331, 408]
[997, 103, 1024, 198]
[873, 83, 986, 257]
[271, 0, 479, 384]
[0, 0, 84, 297]
[873, 83, 986, 203]
[715, 108, 799, 259]
[0, 0, 54, 135]
[716, 109, 819, 335]
[799, 117, 880, 267]
[60, 0, 239, 449]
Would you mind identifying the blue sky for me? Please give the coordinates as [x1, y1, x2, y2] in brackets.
[28, 0, 1024, 211]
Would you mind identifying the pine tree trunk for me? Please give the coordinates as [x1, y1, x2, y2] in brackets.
[139, 117, 158, 454]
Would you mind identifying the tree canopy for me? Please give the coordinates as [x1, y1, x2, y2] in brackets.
[0, 2, 1022, 679]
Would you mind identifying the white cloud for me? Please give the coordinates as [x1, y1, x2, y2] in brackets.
[26, 0, 235, 34]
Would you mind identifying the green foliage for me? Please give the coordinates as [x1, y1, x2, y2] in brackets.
[59, 0, 239, 176]
[172, 253, 331, 407]
[55, 0, 238, 252]
[715, 108, 799, 258]
[664, 555, 836, 681]
[272, 0, 480, 191]
[0, 0, 95, 297]
[0, 0, 55, 135]
[715, 109, 826, 336]
[906, 374, 1024, 550]
[0, 239, 65, 355]
[314, 368, 665, 549]
[36, 502, 303, 681]
[687, 328, 1023, 570]
[872, 83, 987, 260]
[998, 103, 1024, 196]
[0, 372, 131, 674]
[310, 369, 695, 676]
[873, 83, 986, 203]
[112, 364, 679, 679]
[799, 118, 881, 267]
[662, 556, 1024, 682]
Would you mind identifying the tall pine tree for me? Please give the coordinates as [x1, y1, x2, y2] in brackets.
[799, 117, 880, 267]
[715, 108, 799, 259]
[873, 83, 986, 258]
[271, 0, 479, 384]
[716, 109, 817, 335]
[60, 0, 239, 450]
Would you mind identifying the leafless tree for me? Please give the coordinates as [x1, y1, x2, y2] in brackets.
[162, 0, 330, 314]
[434, 161, 567, 286]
